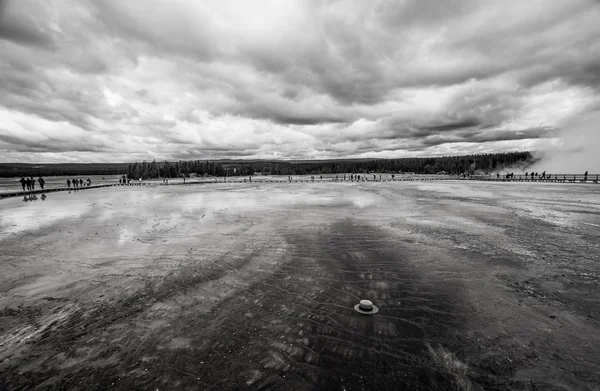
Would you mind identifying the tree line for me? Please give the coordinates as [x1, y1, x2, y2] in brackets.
[125, 152, 535, 179]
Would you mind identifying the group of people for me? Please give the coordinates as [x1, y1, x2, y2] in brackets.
[491, 171, 591, 181]
[67, 178, 91, 188]
[19, 177, 45, 191]
[119, 175, 131, 185]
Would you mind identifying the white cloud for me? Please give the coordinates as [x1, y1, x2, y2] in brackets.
[1, 0, 600, 162]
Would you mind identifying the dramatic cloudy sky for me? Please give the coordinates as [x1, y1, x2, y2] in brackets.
[1, 0, 600, 163]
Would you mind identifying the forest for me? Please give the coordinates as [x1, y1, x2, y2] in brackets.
[124, 151, 535, 179]
[0, 152, 535, 178]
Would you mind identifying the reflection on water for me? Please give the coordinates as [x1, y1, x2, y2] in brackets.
[0, 193, 91, 236]
[22, 194, 45, 202]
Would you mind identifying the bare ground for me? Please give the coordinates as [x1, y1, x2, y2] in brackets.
[0, 181, 599, 390]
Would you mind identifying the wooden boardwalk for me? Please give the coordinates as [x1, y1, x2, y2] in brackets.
[1, 174, 597, 200]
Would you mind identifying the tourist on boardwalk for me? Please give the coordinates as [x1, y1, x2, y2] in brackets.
[79, 179, 83, 187]
[584, 171, 588, 181]
[38, 177, 45, 190]
[67, 179, 71, 188]
[531, 172, 534, 180]
[87, 178, 91, 186]
[30, 177, 35, 190]
[19, 177, 26, 191]
[541, 171, 546, 179]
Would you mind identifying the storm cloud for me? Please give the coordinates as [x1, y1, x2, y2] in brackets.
[1, 0, 600, 163]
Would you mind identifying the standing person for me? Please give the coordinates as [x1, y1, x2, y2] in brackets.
[38, 177, 45, 190]
[79, 178, 83, 187]
[584, 171, 588, 181]
[30, 177, 35, 190]
[67, 179, 71, 188]
[19, 177, 26, 191]
[25, 177, 31, 190]
[87, 178, 91, 186]
[320, 175, 322, 180]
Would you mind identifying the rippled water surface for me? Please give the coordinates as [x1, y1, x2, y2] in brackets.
[1, 181, 599, 390]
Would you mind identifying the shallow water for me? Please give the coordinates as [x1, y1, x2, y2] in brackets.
[1, 181, 599, 390]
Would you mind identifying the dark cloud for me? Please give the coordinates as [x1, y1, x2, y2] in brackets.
[419, 119, 481, 132]
[1, 0, 600, 162]
[0, 0, 53, 48]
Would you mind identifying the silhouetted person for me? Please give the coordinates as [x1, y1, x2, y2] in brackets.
[497, 173, 500, 179]
[19, 177, 26, 191]
[584, 171, 588, 181]
[531, 172, 534, 180]
[67, 179, 71, 188]
[541, 171, 546, 179]
[119, 178, 122, 185]
[320, 175, 322, 180]
[38, 177, 45, 189]
[79, 179, 83, 187]
[30, 177, 35, 190]
[525, 172, 528, 177]
[25, 177, 31, 190]
[87, 178, 91, 186]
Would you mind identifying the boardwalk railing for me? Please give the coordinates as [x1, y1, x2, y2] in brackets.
[1, 174, 597, 200]
[464, 174, 599, 183]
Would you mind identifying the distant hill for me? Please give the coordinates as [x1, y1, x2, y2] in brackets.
[0, 163, 130, 178]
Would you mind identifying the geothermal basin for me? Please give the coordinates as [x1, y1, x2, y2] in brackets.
[1, 181, 599, 390]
